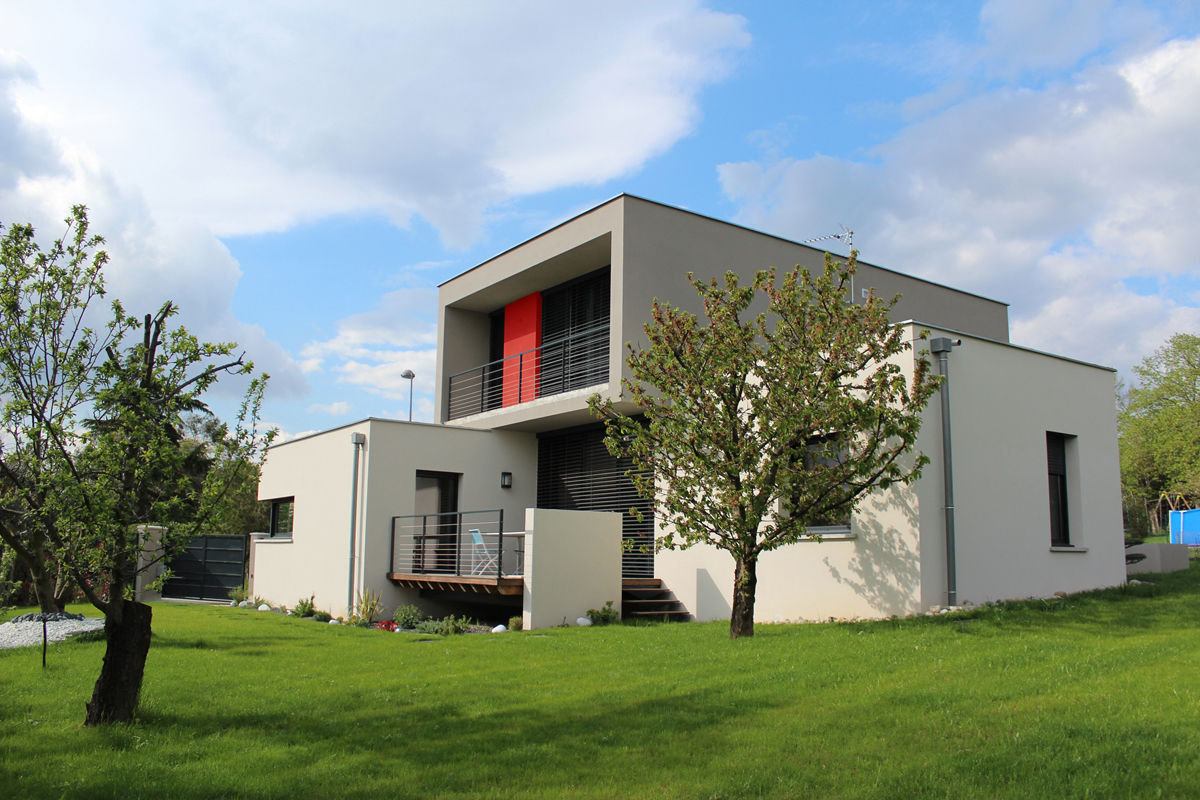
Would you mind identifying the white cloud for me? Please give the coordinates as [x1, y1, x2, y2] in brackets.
[0, 2, 749, 417]
[1, 1, 748, 247]
[307, 401, 351, 416]
[720, 33, 1200, 378]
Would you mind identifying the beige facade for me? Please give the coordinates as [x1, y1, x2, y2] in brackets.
[252, 419, 537, 619]
[655, 323, 1125, 622]
[251, 194, 1124, 628]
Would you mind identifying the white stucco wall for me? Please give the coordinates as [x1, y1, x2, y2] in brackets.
[252, 418, 536, 618]
[522, 508, 622, 630]
[656, 323, 1124, 624]
[915, 324, 1126, 607]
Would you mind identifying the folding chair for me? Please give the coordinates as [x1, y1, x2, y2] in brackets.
[469, 529, 499, 575]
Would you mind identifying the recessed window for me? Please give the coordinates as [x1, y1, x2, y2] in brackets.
[1046, 433, 1073, 546]
[269, 497, 294, 539]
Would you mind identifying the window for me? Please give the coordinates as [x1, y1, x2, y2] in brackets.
[779, 435, 852, 531]
[269, 497, 294, 539]
[1046, 432, 1072, 546]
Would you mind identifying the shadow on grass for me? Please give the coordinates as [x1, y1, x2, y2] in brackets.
[128, 682, 781, 798]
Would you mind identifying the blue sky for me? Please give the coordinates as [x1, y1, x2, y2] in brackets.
[2, 1, 1199, 438]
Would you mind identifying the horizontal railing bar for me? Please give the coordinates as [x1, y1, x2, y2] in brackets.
[445, 322, 610, 382]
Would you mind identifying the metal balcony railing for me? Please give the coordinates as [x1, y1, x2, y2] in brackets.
[446, 323, 609, 420]
[389, 509, 523, 579]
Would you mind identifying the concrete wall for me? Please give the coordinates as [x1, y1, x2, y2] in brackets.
[618, 196, 1010, 395]
[1126, 543, 1190, 574]
[912, 324, 1126, 609]
[252, 418, 537, 618]
[522, 508, 623, 630]
[657, 323, 1124, 624]
[357, 419, 537, 618]
[655, 481, 925, 623]
[436, 194, 1008, 431]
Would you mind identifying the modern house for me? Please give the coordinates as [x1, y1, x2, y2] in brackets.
[250, 195, 1125, 627]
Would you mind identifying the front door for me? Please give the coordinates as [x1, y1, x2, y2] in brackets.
[414, 471, 460, 573]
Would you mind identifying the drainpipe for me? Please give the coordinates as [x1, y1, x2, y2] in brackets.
[930, 337, 961, 607]
[347, 432, 366, 616]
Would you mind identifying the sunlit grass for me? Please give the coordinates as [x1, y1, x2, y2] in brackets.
[2, 564, 1199, 799]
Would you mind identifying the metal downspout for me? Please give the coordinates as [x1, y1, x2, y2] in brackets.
[348, 432, 366, 616]
[930, 337, 960, 607]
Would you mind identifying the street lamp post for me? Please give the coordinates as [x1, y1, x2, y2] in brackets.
[401, 369, 415, 421]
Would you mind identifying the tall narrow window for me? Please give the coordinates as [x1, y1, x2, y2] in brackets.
[1046, 433, 1071, 546]
[269, 497, 294, 539]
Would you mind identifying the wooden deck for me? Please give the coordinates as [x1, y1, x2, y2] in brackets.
[386, 573, 524, 596]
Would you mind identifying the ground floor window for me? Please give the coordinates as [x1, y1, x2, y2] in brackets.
[1046, 432, 1074, 546]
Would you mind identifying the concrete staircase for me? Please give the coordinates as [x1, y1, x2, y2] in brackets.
[621, 579, 691, 622]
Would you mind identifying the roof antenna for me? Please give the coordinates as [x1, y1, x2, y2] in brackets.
[803, 224, 854, 252]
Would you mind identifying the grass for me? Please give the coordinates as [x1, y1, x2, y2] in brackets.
[2, 566, 1200, 800]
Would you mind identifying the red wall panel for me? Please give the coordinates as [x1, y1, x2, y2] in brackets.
[501, 292, 541, 406]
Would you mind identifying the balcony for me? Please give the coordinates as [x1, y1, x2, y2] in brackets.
[388, 510, 524, 595]
[446, 323, 609, 420]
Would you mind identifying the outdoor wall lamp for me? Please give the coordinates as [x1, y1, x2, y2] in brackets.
[500, 472, 513, 489]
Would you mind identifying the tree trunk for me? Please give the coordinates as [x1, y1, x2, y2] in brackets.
[730, 555, 757, 639]
[84, 600, 152, 725]
[33, 567, 63, 614]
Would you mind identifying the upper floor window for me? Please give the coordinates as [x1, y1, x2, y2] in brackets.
[269, 497, 294, 539]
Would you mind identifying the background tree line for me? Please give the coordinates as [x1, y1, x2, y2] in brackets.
[1119, 332, 1200, 538]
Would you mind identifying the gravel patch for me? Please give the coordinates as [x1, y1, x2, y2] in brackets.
[0, 612, 106, 650]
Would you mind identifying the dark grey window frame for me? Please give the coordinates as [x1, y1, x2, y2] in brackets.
[1046, 432, 1073, 547]
[269, 496, 295, 539]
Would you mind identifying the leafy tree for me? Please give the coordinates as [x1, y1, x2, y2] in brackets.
[0, 207, 270, 724]
[1119, 333, 1200, 536]
[590, 254, 939, 638]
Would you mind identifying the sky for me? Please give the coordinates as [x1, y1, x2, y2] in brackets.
[2, 0, 1199, 439]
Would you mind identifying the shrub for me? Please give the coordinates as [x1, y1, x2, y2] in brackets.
[586, 601, 620, 626]
[312, 610, 332, 622]
[294, 595, 316, 618]
[415, 614, 473, 636]
[392, 604, 424, 629]
[350, 588, 383, 625]
[508, 615, 523, 632]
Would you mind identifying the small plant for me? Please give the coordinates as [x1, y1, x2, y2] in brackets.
[415, 614, 473, 636]
[375, 620, 398, 632]
[251, 596, 267, 608]
[350, 587, 383, 625]
[294, 595, 316, 618]
[586, 600, 620, 626]
[508, 615, 523, 632]
[392, 604, 425, 629]
[229, 582, 250, 604]
[312, 610, 332, 622]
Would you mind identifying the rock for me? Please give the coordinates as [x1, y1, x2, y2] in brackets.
[238, 601, 251, 608]
[491, 624, 507, 633]
[257, 603, 272, 612]
[328, 619, 341, 625]
[576, 617, 592, 627]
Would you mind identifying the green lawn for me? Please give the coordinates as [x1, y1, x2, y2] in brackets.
[3, 566, 1200, 800]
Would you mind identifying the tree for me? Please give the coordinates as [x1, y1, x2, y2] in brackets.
[0, 207, 270, 724]
[1119, 333, 1200, 536]
[589, 254, 939, 638]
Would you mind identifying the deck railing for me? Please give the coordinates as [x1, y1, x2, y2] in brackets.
[445, 323, 609, 420]
[389, 509, 524, 579]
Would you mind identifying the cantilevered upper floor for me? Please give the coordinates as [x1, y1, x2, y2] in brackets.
[435, 194, 1009, 431]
